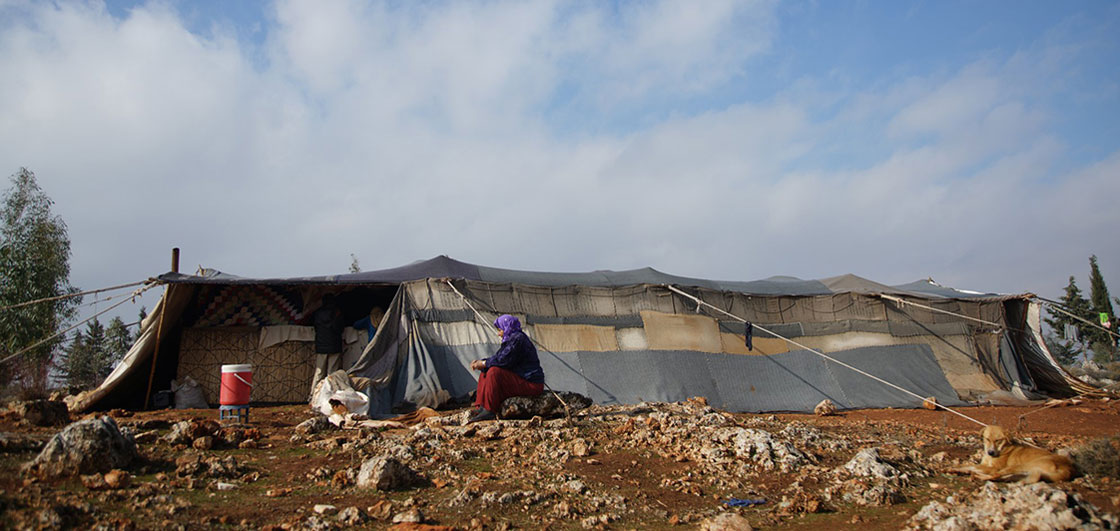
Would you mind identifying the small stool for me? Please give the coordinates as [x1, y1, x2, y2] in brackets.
[219, 405, 250, 424]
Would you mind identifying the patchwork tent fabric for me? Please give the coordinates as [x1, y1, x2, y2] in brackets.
[351, 278, 1039, 415]
[191, 285, 305, 327]
[72, 256, 1091, 413]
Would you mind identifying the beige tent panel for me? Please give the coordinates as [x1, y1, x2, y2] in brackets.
[641, 310, 722, 353]
[720, 333, 790, 355]
[533, 324, 619, 352]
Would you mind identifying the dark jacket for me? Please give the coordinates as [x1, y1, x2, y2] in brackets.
[313, 302, 344, 354]
[485, 330, 544, 383]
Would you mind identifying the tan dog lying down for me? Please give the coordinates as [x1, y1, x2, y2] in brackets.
[953, 425, 1074, 483]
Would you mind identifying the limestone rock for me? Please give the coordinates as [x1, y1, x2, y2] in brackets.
[296, 416, 335, 436]
[699, 512, 754, 530]
[814, 399, 837, 416]
[336, 506, 369, 525]
[499, 392, 592, 419]
[22, 416, 137, 477]
[905, 482, 1118, 530]
[356, 456, 423, 491]
[163, 420, 219, 445]
[841, 448, 900, 479]
[391, 508, 423, 524]
[163, 421, 193, 445]
[708, 428, 809, 473]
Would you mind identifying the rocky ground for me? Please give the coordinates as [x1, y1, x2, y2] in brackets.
[2, 396, 1119, 530]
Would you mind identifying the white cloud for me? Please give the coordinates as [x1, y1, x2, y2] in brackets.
[0, 0, 1116, 318]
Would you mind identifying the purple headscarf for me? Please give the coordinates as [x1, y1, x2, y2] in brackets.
[494, 314, 521, 342]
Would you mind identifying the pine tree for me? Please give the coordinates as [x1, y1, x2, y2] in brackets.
[58, 319, 110, 390]
[1044, 276, 1092, 364]
[1087, 255, 1117, 363]
[105, 316, 132, 370]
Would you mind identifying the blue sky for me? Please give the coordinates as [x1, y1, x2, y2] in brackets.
[1, 0, 1118, 326]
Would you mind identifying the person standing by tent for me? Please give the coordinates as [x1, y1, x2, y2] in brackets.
[311, 294, 345, 395]
[467, 314, 545, 423]
[352, 306, 384, 343]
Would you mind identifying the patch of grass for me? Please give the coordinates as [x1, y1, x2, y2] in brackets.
[457, 457, 495, 474]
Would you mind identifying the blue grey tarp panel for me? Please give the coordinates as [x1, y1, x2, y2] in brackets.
[707, 351, 848, 412]
[535, 350, 591, 398]
[826, 345, 966, 409]
[388, 339, 965, 414]
[576, 351, 724, 406]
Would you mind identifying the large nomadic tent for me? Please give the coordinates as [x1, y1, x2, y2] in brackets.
[72, 256, 1092, 414]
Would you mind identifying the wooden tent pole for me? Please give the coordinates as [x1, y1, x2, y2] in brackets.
[143, 287, 168, 409]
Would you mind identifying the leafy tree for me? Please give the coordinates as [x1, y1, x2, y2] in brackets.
[349, 254, 361, 273]
[0, 168, 80, 391]
[1087, 255, 1117, 363]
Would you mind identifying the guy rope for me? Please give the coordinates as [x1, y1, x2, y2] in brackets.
[0, 280, 159, 366]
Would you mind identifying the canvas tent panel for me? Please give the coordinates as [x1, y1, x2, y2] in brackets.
[423, 280, 469, 312]
[552, 286, 618, 317]
[832, 293, 885, 321]
[510, 285, 559, 317]
[404, 282, 436, 312]
[720, 332, 750, 355]
[418, 321, 496, 347]
[613, 285, 678, 314]
[799, 331, 897, 352]
[640, 311, 723, 353]
[533, 324, 620, 352]
[718, 330, 790, 355]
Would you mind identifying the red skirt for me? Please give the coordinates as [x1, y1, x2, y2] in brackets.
[473, 366, 544, 414]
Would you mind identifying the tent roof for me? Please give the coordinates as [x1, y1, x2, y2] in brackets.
[156, 255, 1019, 300]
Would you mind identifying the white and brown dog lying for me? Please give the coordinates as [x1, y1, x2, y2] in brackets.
[953, 425, 1074, 483]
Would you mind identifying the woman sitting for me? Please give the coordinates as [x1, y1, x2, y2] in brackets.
[468, 314, 545, 423]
